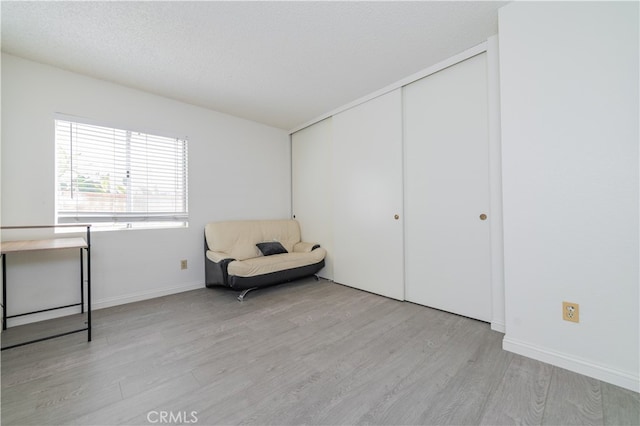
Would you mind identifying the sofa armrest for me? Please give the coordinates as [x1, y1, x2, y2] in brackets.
[206, 250, 234, 263]
[205, 250, 236, 288]
[293, 242, 321, 253]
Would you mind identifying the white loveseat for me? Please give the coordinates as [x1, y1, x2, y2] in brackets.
[204, 219, 326, 300]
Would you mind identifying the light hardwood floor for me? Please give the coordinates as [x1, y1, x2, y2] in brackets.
[2, 278, 639, 425]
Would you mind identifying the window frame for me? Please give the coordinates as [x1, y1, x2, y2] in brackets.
[54, 114, 189, 231]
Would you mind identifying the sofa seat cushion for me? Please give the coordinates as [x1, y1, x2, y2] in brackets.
[228, 248, 327, 277]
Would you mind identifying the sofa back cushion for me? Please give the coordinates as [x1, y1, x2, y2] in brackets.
[205, 220, 301, 261]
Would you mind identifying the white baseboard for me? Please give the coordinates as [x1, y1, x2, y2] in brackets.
[5, 281, 204, 327]
[7, 307, 80, 327]
[491, 320, 505, 333]
[503, 336, 639, 392]
[92, 281, 204, 310]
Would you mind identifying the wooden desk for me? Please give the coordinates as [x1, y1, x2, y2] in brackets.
[1, 225, 91, 350]
[1, 237, 87, 253]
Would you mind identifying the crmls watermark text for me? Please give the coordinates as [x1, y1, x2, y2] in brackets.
[147, 410, 198, 424]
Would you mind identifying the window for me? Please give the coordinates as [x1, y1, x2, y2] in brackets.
[55, 118, 188, 230]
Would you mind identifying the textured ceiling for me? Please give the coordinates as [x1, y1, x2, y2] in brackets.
[1, 1, 507, 130]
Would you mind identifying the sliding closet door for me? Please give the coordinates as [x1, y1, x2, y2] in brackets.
[332, 89, 404, 300]
[291, 118, 334, 279]
[404, 53, 491, 321]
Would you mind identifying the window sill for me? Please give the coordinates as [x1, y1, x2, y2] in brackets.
[54, 222, 189, 234]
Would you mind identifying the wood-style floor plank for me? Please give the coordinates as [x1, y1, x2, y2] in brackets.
[542, 367, 604, 425]
[2, 278, 638, 426]
[479, 355, 552, 425]
[602, 382, 640, 426]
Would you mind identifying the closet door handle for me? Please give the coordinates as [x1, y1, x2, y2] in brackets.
[479, 213, 487, 221]
[394, 214, 400, 220]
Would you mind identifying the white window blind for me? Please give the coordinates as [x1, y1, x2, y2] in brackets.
[55, 119, 188, 227]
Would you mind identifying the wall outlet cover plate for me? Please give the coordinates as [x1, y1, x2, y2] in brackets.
[562, 301, 579, 323]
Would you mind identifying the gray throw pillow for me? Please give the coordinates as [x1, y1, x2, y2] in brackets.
[256, 241, 288, 256]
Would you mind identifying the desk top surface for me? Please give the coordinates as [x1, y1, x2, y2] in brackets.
[1, 237, 87, 254]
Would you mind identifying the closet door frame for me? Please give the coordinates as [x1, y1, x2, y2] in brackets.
[288, 41, 504, 331]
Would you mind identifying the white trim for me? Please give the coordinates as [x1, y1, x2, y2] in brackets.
[491, 320, 505, 333]
[289, 133, 294, 219]
[92, 281, 203, 310]
[289, 42, 488, 134]
[5, 281, 204, 327]
[487, 35, 507, 335]
[7, 307, 82, 327]
[503, 336, 640, 392]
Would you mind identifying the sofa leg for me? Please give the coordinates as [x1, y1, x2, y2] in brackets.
[314, 274, 320, 281]
[237, 287, 258, 302]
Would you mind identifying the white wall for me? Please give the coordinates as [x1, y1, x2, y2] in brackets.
[499, 2, 639, 391]
[1, 53, 291, 323]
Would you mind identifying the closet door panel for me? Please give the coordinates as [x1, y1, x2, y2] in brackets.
[404, 53, 492, 321]
[292, 118, 334, 279]
[332, 89, 404, 300]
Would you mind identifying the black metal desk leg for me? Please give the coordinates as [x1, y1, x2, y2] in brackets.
[86, 227, 91, 342]
[80, 248, 84, 314]
[2, 254, 6, 331]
